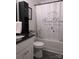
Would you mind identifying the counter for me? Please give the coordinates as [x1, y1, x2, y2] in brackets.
[16, 32, 35, 44]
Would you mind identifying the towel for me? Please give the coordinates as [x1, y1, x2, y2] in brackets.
[16, 21, 22, 33]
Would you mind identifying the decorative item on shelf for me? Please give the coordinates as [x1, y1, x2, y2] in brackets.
[28, 7, 32, 20]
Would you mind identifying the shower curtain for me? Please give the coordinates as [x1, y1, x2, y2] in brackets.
[36, 1, 63, 42]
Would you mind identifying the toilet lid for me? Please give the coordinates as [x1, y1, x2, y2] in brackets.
[34, 41, 44, 47]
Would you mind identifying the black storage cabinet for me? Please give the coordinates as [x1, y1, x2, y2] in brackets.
[19, 1, 29, 21]
[19, 1, 29, 36]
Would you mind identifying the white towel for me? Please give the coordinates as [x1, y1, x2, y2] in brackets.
[16, 21, 22, 33]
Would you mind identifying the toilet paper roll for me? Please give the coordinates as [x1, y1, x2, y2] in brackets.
[16, 21, 22, 33]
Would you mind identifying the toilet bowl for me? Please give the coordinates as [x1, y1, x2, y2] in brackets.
[33, 41, 45, 58]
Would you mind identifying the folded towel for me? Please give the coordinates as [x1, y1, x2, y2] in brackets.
[16, 21, 22, 33]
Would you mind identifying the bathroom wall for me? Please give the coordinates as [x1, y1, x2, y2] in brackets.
[16, 0, 36, 31]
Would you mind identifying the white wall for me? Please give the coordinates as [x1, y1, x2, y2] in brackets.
[16, 0, 36, 31]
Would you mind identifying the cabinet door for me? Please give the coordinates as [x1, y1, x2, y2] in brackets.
[23, 47, 33, 59]
[16, 53, 23, 59]
[16, 46, 33, 59]
[16, 37, 35, 59]
[23, 50, 32, 59]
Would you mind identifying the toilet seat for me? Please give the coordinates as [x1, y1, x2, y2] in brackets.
[34, 41, 44, 47]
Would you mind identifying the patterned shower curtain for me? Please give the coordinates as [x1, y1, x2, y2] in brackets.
[36, 1, 63, 42]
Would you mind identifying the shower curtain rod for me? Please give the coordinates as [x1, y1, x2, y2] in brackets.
[34, 0, 63, 6]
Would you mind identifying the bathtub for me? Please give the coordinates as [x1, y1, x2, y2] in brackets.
[39, 39, 63, 55]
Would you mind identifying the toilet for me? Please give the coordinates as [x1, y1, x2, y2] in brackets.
[33, 41, 45, 58]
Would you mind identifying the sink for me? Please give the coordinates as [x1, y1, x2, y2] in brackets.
[16, 35, 24, 39]
[16, 35, 24, 42]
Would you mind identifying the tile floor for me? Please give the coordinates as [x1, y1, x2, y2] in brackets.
[34, 50, 63, 59]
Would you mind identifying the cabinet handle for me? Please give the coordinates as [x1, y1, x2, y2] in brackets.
[24, 50, 29, 55]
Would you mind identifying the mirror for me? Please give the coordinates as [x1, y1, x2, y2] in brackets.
[29, 7, 32, 20]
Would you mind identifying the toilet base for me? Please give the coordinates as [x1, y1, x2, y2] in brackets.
[34, 50, 43, 58]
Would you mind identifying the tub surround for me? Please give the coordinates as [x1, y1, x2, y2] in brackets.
[39, 39, 63, 55]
